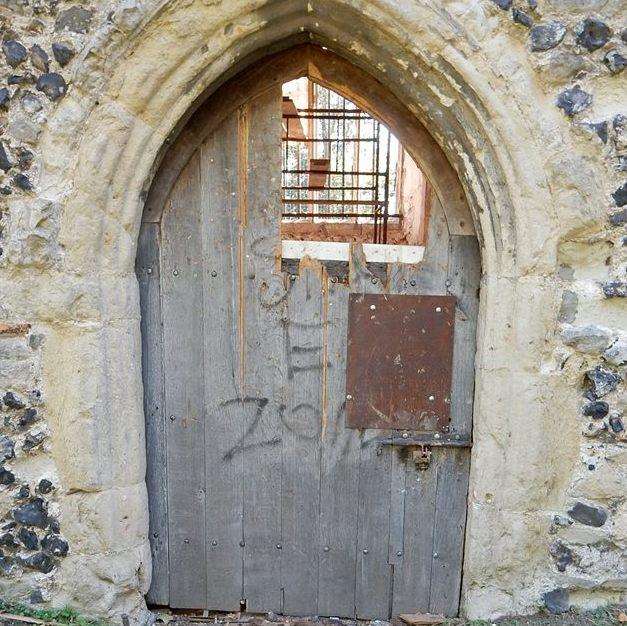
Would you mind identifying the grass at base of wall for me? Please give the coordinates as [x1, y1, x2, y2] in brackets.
[449, 605, 623, 626]
[0, 600, 108, 626]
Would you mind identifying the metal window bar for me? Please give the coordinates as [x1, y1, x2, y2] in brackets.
[281, 80, 397, 242]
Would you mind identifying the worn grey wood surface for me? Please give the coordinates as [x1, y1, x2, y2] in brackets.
[427, 234, 479, 616]
[199, 111, 244, 610]
[349, 245, 393, 620]
[317, 273, 360, 618]
[161, 153, 208, 608]
[142, 94, 479, 619]
[282, 262, 324, 615]
[241, 89, 286, 614]
[137, 222, 169, 606]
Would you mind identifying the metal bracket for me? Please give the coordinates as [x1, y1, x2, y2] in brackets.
[411, 445, 432, 470]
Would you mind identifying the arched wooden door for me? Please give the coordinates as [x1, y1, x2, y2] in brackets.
[137, 46, 480, 620]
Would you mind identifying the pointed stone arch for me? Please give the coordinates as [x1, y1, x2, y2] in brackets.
[39, 1, 578, 619]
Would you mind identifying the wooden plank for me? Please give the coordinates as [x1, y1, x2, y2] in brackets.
[427, 235, 480, 616]
[281, 260, 324, 615]
[350, 244, 393, 620]
[137, 222, 169, 606]
[161, 153, 207, 608]
[447, 235, 481, 437]
[389, 197, 451, 616]
[317, 275, 361, 618]
[199, 111, 244, 610]
[428, 449, 470, 616]
[241, 88, 286, 614]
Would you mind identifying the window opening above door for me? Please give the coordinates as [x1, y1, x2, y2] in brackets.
[281, 77, 430, 263]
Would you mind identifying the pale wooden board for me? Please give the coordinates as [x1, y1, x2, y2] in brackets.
[161, 153, 207, 608]
[317, 275, 361, 618]
[350, 245, 393, 620]
[281, 262, 324, 615]
[137, 222, 169, 606]
[241, 87, 286, 614]
[199, 110, 245, 610]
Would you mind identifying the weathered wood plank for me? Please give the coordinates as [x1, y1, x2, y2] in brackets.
[317, 274, 361, 618]
[282, 260, 324, 615]
[388, 198, 450, 616]
[137, 222, 169, 606]
[241, 88, 286, 614]
[161, 153, 207, 608]
[199, 111, 244, 610]
[428, 448, 470, 617]
[427, 234, 480, 616]
[350, 244, 393, 620]
[448, 235, 481, 437]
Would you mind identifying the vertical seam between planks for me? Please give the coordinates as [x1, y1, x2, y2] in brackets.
[316, 267, 329, 614]
[427, 459, 441, 613]
[199, 143, 210, 608]
[237, 105, 249, 394]
[237, 106, 248, 606]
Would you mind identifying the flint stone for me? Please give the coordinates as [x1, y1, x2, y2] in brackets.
[36, 72, 67, 101]
[568, 501, 608, 526]
[51, 43, 75, 67]
[602, 281, 627, 298]
[585, 366, 621, 397]
[582, 401, 609, 419]
[29, 44, 49, 73]
[543, 589, 570, 614]
[609, 416, 624, 433]
[491, 0, 512, 9]
[604, 50, 626, 74]
[576, 18, 611, 51]
[0, 436, 15, 462]
[0, 467, 16, 485]
[13, 173, 34, 191]
[513, 9, 533, 27]
[18, 527, 38, 550]
[530, 20, 566, 51]
[55, 6, 93, 33]
[0, 88, 9, 108]
[3, 391, 25, 409]
[609, 209, 627, 226]
[2, 40, 27, 67]
[21, 551, 55, 574]
[0, 532, 19, 548]
[0, 141, 13, 172]
[41, 533, 68, 557]
[560, 324, 612, 354]
[557, 85, 592, 117]
[612, 182, 627, 207]
[20, 409, 39, 428]
[37, 478, 53, 494]
[604, 337, 627, 366]
[12, 498, 48, 528]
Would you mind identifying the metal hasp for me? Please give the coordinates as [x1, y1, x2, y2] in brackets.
[345, 293, 456, 431]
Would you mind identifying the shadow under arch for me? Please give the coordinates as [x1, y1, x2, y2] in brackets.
[143, 43, 474, 242]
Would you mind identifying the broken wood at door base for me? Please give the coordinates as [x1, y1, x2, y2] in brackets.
[398, 613, 445, 625]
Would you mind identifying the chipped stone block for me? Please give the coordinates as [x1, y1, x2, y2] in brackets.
[543, 588, 570, 614]
[530, 21, 565, 51]
[585, 366, 622, 398]
[557, 85, 592, 117]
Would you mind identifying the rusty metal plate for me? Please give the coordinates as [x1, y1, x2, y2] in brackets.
[345, 293, 456, 431]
